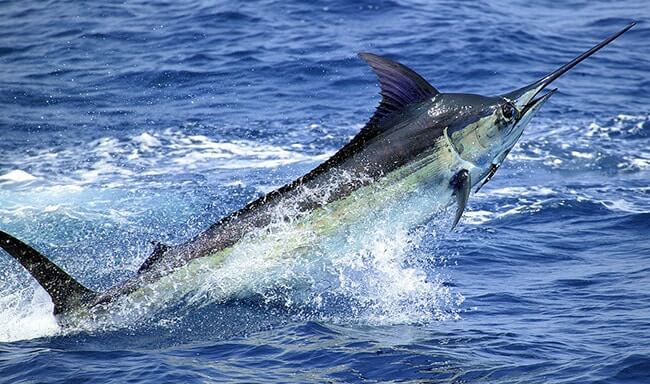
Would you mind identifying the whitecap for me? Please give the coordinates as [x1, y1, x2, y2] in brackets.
[0, 170, 37, 182]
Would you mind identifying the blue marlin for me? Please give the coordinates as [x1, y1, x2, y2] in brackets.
[0, 23, 635, 320]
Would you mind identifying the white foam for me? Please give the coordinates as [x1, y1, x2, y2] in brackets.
[0, 170, 37, 182]
[570, 151, 594, 159]
[134, 132, 162, 147]
[511, 114, 650, 172]
[488, 186, 557, 197]
[0, 284, 59, 342]
[621, 156, 650, 171]
[601, 199, 648, 214]
[463, 210, 495, 225]
[0, 129, 335, 189]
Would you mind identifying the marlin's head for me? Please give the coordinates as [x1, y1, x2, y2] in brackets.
[360, 23, 635, 192]
[438, 22, 635, 188]
[358, 23, 633, 228]
[441, 87, 556, 179]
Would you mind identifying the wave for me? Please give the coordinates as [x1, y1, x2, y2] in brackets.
[510, 114, 649, 171]
[0, 127, 334, 190]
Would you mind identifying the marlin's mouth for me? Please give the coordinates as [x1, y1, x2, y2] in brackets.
[505, 22, 636, 116]
[519, 88, 557, 121]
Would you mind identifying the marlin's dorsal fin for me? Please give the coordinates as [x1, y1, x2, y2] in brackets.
[359, 52, 439, 130]
[0, 230, 98, 315]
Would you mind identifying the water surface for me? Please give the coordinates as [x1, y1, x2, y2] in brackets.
[1, 1, 649, 382]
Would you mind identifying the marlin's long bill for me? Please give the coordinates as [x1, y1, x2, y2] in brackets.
[475, 23, 636, 196]
[506, 22, 636, 109]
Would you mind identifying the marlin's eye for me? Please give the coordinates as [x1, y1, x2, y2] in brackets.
[501, 103, 516, 120]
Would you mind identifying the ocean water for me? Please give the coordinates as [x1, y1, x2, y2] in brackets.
[0, 0, 649, 382]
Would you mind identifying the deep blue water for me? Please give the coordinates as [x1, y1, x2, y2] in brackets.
[1, 0, 649, 382]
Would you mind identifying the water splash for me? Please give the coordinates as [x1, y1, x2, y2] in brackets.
[0, 279, 59, 342]
[0, 158, 461, 342]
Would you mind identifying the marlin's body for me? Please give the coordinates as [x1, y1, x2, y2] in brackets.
[0, 24, 635, 320]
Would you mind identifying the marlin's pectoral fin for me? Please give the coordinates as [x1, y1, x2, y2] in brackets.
[450, 169, 471, 230]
